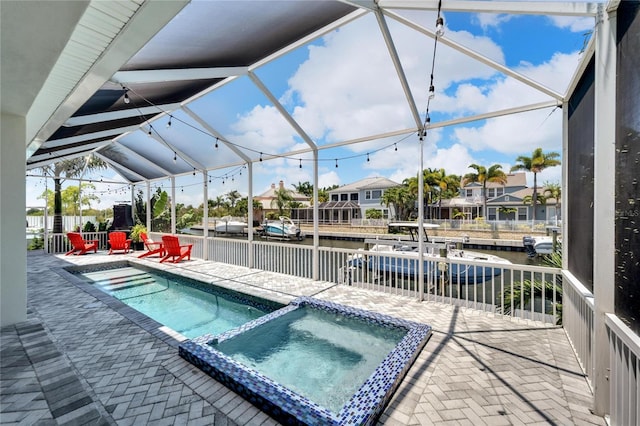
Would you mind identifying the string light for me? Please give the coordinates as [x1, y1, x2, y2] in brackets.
[436, 16, 445, 37]
[335, 159, 338, 168]
[192, 168, 196, 176]
[428, 84, 435, 100]
[394, 143, 398, 152]
[173, 152, 177, 163]
[367, 153, 370, 162]
[122, 85, 130, 104]
[120, 85, 410, 172]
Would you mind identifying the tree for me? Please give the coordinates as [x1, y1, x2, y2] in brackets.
[38, 156, 107, 233]
[380, 186, 413, 220]
[365, 208, 383, 219]
[292, 181, 314, 198]
[510, 148, 561, 221]
[430, 168, 460, 219]
[271, 187, 294, 216]
[543, 181, 561, 220]
[61, 183, 100, 216]
[226, 190, 242, 209]
[463, 164, 508, 218]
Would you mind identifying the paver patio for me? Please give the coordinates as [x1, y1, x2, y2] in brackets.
[1, 251, 604, 425]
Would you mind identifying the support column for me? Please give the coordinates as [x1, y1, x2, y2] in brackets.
[1, 113, 28, 326]
[592, 3, 617, 416]
[171, 177, 176, 234]
[146, 181, 151, 231]
[312, 149, 319, 281]
[247, 163, 254, 269]
[202, 171, 209, 260]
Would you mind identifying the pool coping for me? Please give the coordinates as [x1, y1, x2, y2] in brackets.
[179, 296, 432, 426]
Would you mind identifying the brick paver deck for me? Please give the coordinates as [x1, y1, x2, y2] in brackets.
[1, 251, 604, 425]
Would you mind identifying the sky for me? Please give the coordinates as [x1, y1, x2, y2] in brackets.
[26, 4, 596, 212]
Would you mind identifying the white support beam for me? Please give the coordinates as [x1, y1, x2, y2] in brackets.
[27, 142, 112, 166]
[110, 140, 174, 176]
[94, 152, 146, 182]
[248, 71, 317, 150]
[592, 2, 616, 417]
[250, 9, 369, 71]
[63, 103, 182, 127]
[146, 129, 206, 171]
[111, 67, 249, 84]
[385, 10, 565, 101]
[181, 106, 252, 162]
[374, 7, 423, 128]
[378, 0, 598, 16]
[44, 125, 140, 147]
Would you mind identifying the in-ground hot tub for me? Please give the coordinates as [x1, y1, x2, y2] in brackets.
[180, 297, 432, 425]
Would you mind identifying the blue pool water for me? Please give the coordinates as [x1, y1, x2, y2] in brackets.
[79, 266, 280, 338]
[213, 305, 406, 414]
[181, 297, 432, 425]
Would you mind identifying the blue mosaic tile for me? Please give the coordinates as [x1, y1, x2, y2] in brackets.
[180, 297, 432, 426]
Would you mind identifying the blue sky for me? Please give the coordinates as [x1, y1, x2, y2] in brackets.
[26, 6, 595, 211]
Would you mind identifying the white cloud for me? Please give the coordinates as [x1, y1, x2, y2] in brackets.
[548, 16, 595, 33]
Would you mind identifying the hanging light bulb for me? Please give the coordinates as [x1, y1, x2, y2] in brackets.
[208, 176, 212, 183]
[215, 138, 218, 149]
[259, 152, 263, 162]
[394, 143, 398, 152]
[428, 85, 435, 100]
[173, 152, 177, 163]
[299, 159, 302, 169]
[335, 159, 338, 168]
[435, 16, 445, 37]
[166, 117, 172, 129]
[193, 168, 196, 176]
[367, 153, 370, 162]
[123, 87, 130, 104]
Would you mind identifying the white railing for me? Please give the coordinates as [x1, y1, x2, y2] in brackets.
[606, 314, 640, 426]
[562, 270, 595, 386]
[251, 240, 314, 279]
[43, 232, 109, 253]
[331, 246, 562, 324]
[208, 237, 249, 266]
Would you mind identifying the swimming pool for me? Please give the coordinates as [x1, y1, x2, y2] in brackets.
[180, 297, 432, 425]
[72, 264, 283, 339]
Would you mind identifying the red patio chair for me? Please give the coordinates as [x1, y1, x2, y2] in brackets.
[66, 232, 99, 255]
[160, 235, 193, 263]
[138, 232, 165, 258]
[108, 231, 131, 254]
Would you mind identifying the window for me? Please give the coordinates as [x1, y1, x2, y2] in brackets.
[365, 190, 383, 200]
[465, 189, 473, 198]
[518, 207, 527, 221]
[350, 193, 358, 201]
[340, 193, 348, 201]
[487, 188, 495, 198]
[496, 187, 504, 197]
[487, 207, 497, 220]
[331, 194, 338, 201]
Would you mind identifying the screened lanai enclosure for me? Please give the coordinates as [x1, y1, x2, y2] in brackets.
[2, 1, 640, 425]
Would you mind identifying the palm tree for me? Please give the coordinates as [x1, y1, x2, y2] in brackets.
[510, 148, 561, 221]
[380, 186, 413, 220]
[271, 187, 294, 216]
[38, 156, 107, 233]
[462, 164, 508, 218]
[430, 168, 460, 219]
[543, 181, 561, 222]
[292, 181, 314, 198]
